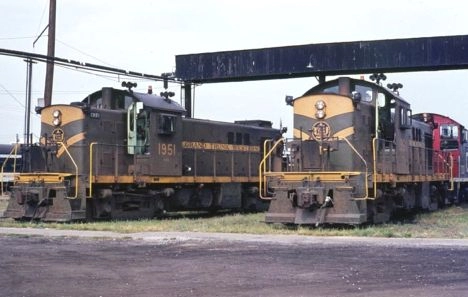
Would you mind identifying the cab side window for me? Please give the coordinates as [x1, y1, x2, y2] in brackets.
[159, 114, 176, 135]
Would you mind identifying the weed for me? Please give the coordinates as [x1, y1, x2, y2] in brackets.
[0, 205, 467, 238]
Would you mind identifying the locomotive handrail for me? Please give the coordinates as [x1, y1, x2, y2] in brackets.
[0, 143, 20, 196]
[259, 136, 369, 200]
[372, 137, 378, 199]
[435, 152, 453, 181]
[261, 138, 275, 175]
[339, 136, 369, 200]
[259, 137, 284, 199]
[89, 142, 98, 197]
[372, 139, 454, 193]
[57, 142, 78, 199]
[449, 154, 454, 191]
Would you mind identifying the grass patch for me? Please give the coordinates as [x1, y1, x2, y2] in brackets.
[1, 205, 467, 238]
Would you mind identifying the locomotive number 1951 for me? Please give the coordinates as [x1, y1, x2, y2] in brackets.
[158, 143, 176, 156]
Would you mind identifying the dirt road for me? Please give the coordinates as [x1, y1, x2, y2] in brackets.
[1, 228, 468, 297]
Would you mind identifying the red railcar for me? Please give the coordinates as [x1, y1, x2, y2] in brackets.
[413, 113, 468, 178]
[413, 113, 468, 202]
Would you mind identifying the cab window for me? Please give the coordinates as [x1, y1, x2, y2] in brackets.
[159, 114, 176, 135]
[440, 125, 458, 139]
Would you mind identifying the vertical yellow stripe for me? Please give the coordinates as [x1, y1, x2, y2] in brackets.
[57, 132, 86, 158]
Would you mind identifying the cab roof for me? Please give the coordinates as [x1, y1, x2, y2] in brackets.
[131, 90, 186, 114]
[82, 88, 186, 114]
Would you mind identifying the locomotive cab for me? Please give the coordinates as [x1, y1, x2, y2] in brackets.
[125, 92, 185, 176]
[6, 87, 187, 221]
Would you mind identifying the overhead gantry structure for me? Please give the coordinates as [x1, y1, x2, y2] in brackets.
[175, 34, 468, 116]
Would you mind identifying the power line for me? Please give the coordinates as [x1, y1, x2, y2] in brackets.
[0, 82, 40, 119]
[0, 36, 37, 40]
[0, 83, 26, 108]
[0, 47, 179, 84]
[54, 63, 122, 82]
[0, 90, 90, 95]
[56, 39, 116, 67]
[54, 62, 174, 86]
[35, 0, 49, 37]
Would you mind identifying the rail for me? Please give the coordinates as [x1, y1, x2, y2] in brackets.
[449, 155, 454, 191]
[89, 142, 98, 197]
[372, 137, 453, 195]
[435, 152, 452, 177]
[259, 137, 369, 200]
[340, 136, 369, 200]
[57, 142, 78, 199]
[259, 137, 284, 199]
[372, 137, 378, 198]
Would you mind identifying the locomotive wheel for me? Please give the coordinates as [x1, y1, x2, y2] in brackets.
[370, 196, 394, 224]
[174, 189, 193, 208]
[210, 187, 222, 211]
[154, 197, 165, 216]
[242, 195, 256, 212]
[429, 186, 443, 210]
[85, 198, 95, 221]
[458, 187, 468, 204]
[198, 188, 213, 208]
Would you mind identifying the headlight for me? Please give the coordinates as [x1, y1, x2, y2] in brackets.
[316, 110, 326, 119]
[315, 100, 326, 110]
[52, 109, 62, 126]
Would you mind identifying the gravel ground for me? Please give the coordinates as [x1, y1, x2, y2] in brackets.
[1, 227, 468, 297]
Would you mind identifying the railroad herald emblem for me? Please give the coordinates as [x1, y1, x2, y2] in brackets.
[52, 128, 64, 142]
[311, 121, 331, 140]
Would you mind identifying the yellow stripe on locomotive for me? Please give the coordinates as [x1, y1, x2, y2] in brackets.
[293, 94, 355, 140]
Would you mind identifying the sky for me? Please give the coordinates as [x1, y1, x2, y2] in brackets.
[1, 0, 468, 143]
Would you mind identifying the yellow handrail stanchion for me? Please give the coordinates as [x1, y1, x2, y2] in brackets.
[57, 142, 79, 198]
[89, 142, 98, 197]
[258, 138, 284, 199]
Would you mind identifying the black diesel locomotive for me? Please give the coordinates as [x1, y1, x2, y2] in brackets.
[6, 86, 282, 221]
[261, 76, 457, 225]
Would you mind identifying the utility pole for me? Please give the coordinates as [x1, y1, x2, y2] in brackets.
[43, 0, 56, 107]
[24, 58, 36, 146]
